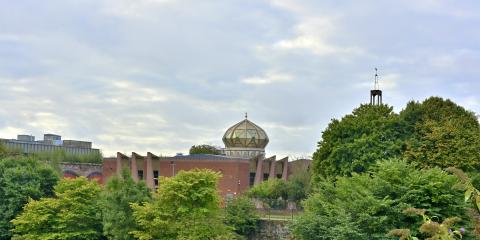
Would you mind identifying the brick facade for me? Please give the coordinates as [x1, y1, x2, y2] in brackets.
[61, 153, 311, 199]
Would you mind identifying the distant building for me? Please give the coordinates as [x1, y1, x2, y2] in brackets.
[0, 133, 100, 155]
[100, 116, 311, 197]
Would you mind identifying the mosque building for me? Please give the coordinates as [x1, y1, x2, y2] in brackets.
[57, 115, 311, 198]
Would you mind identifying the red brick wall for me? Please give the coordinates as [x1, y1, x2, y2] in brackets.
[102, 158, 117, 184]
[103, 156, 250, 197]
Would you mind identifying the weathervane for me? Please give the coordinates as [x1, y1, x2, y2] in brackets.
[370, 68, 383, 105]
[245, 112, 248, 119]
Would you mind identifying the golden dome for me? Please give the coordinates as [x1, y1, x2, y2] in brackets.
[222, 118, 269, 149]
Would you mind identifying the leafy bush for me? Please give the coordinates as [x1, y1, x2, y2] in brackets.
[402, 97, 480, 171]
[189, 145, 222, 155]
[0, 157, 58, 240]
[131, 169, 235, 239]
[11, 177, 103, 240]
[32, 149, 103, 164]
[101, 169, 151, 240]
[292, 160, 474, 240]
[388, 208, 465, 240]
[248, 179, 288, 208]
[224, 196, 259, 236]
[286, 172, 312, 204]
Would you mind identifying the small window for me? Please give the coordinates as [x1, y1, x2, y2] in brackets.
[138, 170, 144, 180]
[263, 173, 269, 181]
[153, 170, 159, 186]
[249, 172, 256, 186]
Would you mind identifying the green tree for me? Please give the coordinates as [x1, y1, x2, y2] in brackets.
[401, 97, 480, 171]
[292, 160, 473, 240]
[0, 157, 58, 240]
[248, 179, 288, 208]
[0, 142, 6, 158]
[312, 104, 408, 180]
[131, 169, 234, 240]
[189, 144, 222, 155]
[224, 196, 259, 236]
[286, 172, 312, 204]
[101, 168, 151, 240]
[11, 177, 103, 240]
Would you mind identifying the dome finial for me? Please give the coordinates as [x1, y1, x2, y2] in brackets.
[245, 112, 248, 119]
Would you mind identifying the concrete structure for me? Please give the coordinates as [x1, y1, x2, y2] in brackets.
[0, 133, 100, 155]
[62, 162, 103, 183]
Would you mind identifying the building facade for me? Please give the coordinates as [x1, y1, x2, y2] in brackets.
[96, 116, 311, 197]
[0, 133, 100, 155]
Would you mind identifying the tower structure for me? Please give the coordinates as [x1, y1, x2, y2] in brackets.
[222, 113, 269, 159]
[370, 68, 382, 105]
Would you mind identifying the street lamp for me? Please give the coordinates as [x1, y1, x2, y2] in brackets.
[170, 161, 175, 176]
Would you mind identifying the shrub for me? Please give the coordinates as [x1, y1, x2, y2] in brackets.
[0, 157, 58, 240]
[292, 160, 474, 240]
[224, 196, 259, 236]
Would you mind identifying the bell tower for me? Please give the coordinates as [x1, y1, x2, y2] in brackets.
[370, 68, 382, 105]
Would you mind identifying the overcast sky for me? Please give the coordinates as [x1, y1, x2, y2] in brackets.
[1, 0, 479, 158]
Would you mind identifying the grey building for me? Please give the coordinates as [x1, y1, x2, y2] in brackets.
[0, 133, 100, 155]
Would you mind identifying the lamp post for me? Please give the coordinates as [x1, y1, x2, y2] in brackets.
[170, 161, 175, 176]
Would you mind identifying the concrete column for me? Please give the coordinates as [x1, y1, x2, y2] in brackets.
[268, 156, 277, 180]
[253, 156, 264, 185]
[130, 152, 139, 182]
[116, 152, 123, 177]
[281, 157, 289, 180]
[145, 152, 155, 189]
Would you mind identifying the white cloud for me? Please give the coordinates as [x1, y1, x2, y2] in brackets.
[27, 112, 69, 132]
[101, 0, 175, 18]
[354, 73, 400, 91]
[272, 17, 364, 56]
[242, 71, 293, 85]
[0, 127, 26, 139]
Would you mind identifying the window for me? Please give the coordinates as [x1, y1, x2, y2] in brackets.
[138, 170, 144, 180]
[249, 172, 256, 186]
[263, 173, 269, 181]
[153, 170, 159, 187]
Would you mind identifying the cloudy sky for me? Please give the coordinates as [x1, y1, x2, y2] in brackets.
[1, 0, 479, 158]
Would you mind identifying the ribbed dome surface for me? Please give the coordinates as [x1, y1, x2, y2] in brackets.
[222, 119, 269, 149]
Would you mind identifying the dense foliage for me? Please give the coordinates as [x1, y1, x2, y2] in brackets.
[0, 157, 58, 240]
[189, 144, 222, 155]
[33, 149, 103, 164]
[286, 172, 312, 203]
[292, 160, 473, 240]
[101, 169, 151, 240]
[387, 208, 465, 240]
[248, 179, 288, 208]
[313, 104, 407, 180]
[401, 97, 480, 171]
[131, 169, 235, 239]
[248, 173, 311, 209]
[224, 196, 259, 236]
[313, 97, 480, 180]
[11, 177, 103, 240]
